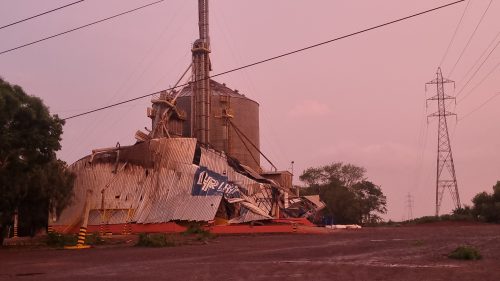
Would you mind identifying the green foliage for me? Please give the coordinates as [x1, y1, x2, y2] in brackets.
[352, 181, 387, 223]
[471, 181, 500, 223]
[182, 223, 215, 240]
[319, 183, 362, 224]
[402, 213, 475, 225]
[136, 233, 176, 247]
[448, 245, 482, 260]
[0, 78, 74, 237]
[183, 223, 207, 235]
[300, 163, 386, 225]
[300, 162, 366, 188]
[45, 232, 77, 248]
[86, 233, 105, 245]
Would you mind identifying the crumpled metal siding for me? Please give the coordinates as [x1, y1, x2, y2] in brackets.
[54, 138, 275, 226]
[228, 207, 271, 224]
[200, 148, 228, 175]
[87, 209, 130, 225]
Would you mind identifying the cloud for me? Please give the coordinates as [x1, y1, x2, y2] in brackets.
[288, 99, 331, 117]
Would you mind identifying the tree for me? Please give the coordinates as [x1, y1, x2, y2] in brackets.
[299, 162, 386, 224]
[300, 162, 366, 188]
[0, 77, 74, 238]
[471, 181, 500, 223]
[352, 181, 387, 223]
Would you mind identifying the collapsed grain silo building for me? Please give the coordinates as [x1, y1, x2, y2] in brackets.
[50, 0, 323, 236]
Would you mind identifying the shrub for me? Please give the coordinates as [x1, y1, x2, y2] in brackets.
[182, 223, 215, 240]
[183, 223, 207, 235]
[46, 232, 77, 247]
[86, 233, 104, 245]
[136, 233, 176, 247]
[448, 245, 482, 260]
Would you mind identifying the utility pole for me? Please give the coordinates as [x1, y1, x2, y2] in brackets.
[426, 67, 461, 216]
[290, 161, 297, 196]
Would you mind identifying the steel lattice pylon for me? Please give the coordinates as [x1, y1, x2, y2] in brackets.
[426, 67, 461, 216]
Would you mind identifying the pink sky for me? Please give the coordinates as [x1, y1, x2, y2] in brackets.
[1, 0, 499, 220]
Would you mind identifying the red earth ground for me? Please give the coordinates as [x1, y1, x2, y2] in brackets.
[1, 222, 499, 281]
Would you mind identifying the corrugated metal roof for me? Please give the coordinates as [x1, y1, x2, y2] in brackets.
[304, 195, 325, 210]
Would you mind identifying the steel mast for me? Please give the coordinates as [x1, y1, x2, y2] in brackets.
[426, 67, 461, 216]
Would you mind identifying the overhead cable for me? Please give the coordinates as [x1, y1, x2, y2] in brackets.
[448, 0, 493, 77]
[61, 0, 466, 121]
[439, 0, 470, 67]
[455, 39, 500, 98]
[0, 0, 85, 30]
[457, 60, 500, 104]
[458, 92, 500, 121]
[458, 30, 500, 85]
[0, 0, 165, 55]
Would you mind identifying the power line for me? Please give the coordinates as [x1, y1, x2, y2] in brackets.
[0, 0, 165, 55]
[439, 0, 470, 67]
[458, 60, 500, 104]
[448, 0, 493, 77]
[62, 0, 466, 121]
[458, 92, 500, 121]
[0, 0, 85, 30]
[455, 39, 500, 99]
[458, 30, 500, 86]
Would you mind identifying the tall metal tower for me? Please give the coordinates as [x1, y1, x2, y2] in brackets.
[406, 193, 414, 221]
[192, 0, 211, 146]
[426, 67, 461, 216]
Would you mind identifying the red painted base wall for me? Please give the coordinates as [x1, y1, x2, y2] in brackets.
[52, 219, 313, 235]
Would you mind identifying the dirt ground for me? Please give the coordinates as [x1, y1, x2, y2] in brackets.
[1, 222, 499, 281]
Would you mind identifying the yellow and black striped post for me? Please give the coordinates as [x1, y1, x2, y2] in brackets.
[65, 189, 92, 249]
[13, 209, 19, 238]
[47, 225, 54, 234]
[122, 208, 133, 235]
[99, 223, 105, 236]
[76, 226, 87, 246]
[121, 223, 130, 235]
[99, 209, 105, 236]
[292, 223, 298, 233]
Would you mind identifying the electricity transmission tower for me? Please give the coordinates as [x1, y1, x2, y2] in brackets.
[426, 67, 461, 216]
[406, 193, 414, 221]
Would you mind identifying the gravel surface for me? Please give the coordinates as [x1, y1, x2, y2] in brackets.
[1, 222, 499, 281]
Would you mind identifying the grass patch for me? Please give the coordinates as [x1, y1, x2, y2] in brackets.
[182, 223, 208, 235]
[136, 233, 176, 247]
[412, 240, 424, 247]
[448, 245, 482, 260]
[45, 232, 77, 247]
[46, 232, 105, 247]
[182, 223, 216, 241]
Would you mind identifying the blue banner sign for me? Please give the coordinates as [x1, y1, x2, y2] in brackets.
[192, 167, 240, 198]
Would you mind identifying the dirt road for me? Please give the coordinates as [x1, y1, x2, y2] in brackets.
[1, 223, 499, 280]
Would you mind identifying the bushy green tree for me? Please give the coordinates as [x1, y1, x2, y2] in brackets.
[300, 162, 366, 188]
[0, 77, 74, 238]
[471, 181, 500, 223]
[299, 163, 386, 224]
[352, 180, 387, 223]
